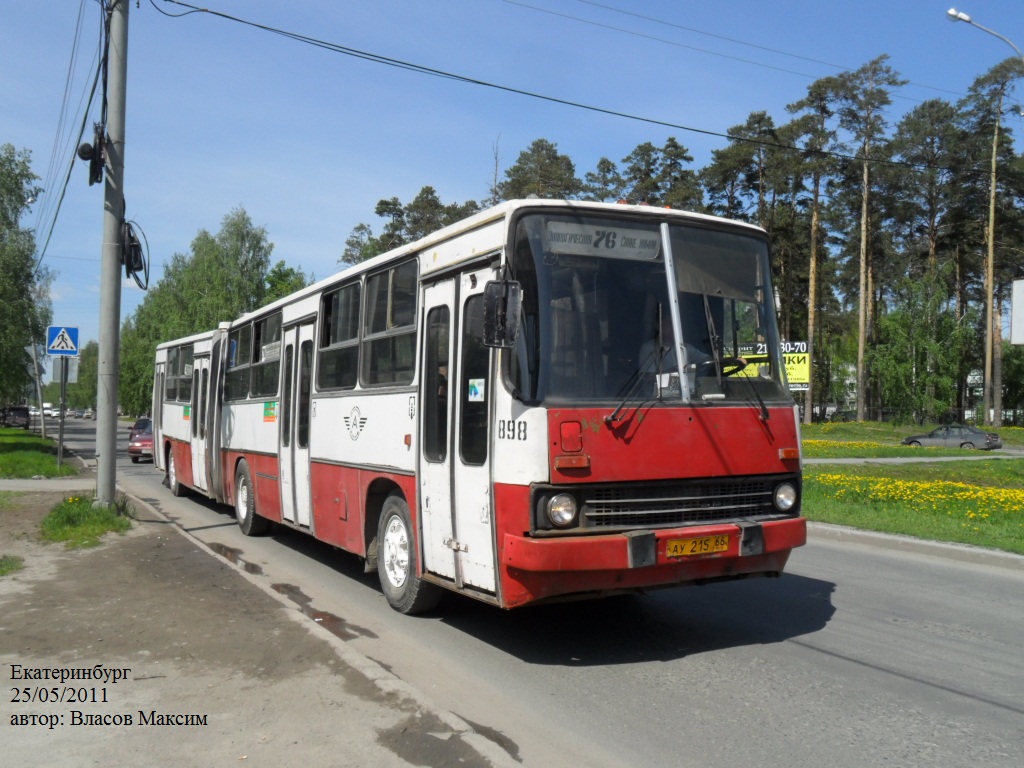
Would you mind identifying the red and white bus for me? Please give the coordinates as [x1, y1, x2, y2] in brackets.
[154, 199, 805, 613]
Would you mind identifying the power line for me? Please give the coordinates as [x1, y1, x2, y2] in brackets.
[34, 3, 106, 275]
[562, 0, 971, 100]
[501, 0, 825, 82]
[34, 0, 89, 238]
[155, 0, 978, 176]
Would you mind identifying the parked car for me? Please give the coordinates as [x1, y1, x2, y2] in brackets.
[127, 417, 154, 463]
[74, 408, 84, 418]
[1, 406, 30, 429]
[83, 408, 95, 419]
[901, 425, 1002, 451]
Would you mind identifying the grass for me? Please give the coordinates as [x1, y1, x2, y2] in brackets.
[801, 421, 1024, 459]
[0, 493, 21, 575]
[0, 554, 25, 577]
[0, 428, 80, 479]
[40, 494, 135, 549]
[801, 422, 1024, 555]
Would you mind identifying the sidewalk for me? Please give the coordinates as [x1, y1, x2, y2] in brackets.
[0, 469, 516, 767]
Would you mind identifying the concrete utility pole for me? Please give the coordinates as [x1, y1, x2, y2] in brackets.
[96, 0, 128, 507]
[947, 8, 1024, 426]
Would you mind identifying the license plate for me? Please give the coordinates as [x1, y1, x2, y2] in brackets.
[666, 535, 730, 558]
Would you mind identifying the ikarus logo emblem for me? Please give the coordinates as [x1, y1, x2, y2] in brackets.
[344, 407, 367, 440]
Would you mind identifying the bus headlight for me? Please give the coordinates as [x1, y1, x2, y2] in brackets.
[773, 482, 797, 512]
[547, 494, 578, 527]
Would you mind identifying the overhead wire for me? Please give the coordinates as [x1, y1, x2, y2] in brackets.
[562, 0, 972, 100]
[501, 0, 825, 82]
[34, 0, 89, 239]
[154, 0, 991, 176]
[33, 1, 107, 276]
[565, 0, 1024, 121]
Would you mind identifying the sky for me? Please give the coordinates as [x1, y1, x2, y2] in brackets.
[4, 0, 1024, 380]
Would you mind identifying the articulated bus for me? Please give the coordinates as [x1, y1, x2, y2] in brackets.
[154, 199, 806, 613]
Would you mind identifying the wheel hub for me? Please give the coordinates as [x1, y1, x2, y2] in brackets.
[382, 516, 409, 588]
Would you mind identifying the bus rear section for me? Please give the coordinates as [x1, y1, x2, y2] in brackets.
[154, 328, 226, 502]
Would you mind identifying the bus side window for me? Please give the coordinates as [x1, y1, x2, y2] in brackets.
[318, 282, 360, 390]
[363, 261, 418, 386]
[298, 341, 312, 449]
[225, 325, 252, 400]
[165, 347, 179, 401]
[251, 312, 283, 397]
[460, 295, 489, 466]
[424, 306, 449, 462]
[179, 345, 194, 403]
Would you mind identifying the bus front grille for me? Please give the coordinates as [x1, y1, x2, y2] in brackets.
[581, 479, 777, 529]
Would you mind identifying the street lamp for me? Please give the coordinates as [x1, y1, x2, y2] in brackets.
[947, 8, 1024, 64]
[947, 8, 1024, 427]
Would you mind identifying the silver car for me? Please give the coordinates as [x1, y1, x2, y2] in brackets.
[901, 425, 1002, 450]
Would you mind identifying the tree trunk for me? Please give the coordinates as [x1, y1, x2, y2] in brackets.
[994, 285, 1004, 428]
[803, 173, 821, 425]
[856, 155, 870, 421]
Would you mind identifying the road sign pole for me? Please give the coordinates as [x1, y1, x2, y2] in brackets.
[57, 359, 67, 469]
[31, 343, 46, 440]
[95, 0, 128, 507]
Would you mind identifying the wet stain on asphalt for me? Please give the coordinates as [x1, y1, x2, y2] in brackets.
[271, 582, 379, 641]
[206, 541, 265, 575]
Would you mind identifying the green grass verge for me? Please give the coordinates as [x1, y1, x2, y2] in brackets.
[803, 461, 1024, 555]
[0, 428, 80, 479]
[801, 421, 1024, 459]
[0, 554, 25, 577]
[40, 494, 134, 549]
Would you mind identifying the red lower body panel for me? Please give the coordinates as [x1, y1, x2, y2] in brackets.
[220, 451, 282, 523]
[308, 462, 417, 556]
[166, 439, 195, 489]
[494, 482, 805, 608]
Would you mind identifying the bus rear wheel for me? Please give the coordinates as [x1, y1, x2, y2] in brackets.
[235, 461, 270, 536]
[167, 450, 186, 497]
[377, 494, 441, 615]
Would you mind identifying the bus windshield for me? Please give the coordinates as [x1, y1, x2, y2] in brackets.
[507, 210, 791, 406]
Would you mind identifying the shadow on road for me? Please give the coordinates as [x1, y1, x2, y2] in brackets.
[435, 572, 836, 666]
[130, 454, 836, 668]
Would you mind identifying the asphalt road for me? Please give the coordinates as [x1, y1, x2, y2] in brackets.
[57, 418, 1024, 768]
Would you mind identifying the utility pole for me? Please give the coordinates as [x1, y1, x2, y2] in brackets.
[96, 0, 128, 507]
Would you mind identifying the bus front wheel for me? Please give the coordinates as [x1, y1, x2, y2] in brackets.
[377, 494, 442, 615]
[235, 461, 270, 536]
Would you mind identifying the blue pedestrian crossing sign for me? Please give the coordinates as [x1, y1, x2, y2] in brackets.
[47, 326, 79, 357]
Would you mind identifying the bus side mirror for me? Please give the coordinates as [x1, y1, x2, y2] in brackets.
[482, 280, 522, 348]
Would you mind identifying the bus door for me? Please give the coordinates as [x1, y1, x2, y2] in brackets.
[419, 267, 496, 593]
[280, 323, 314, 528]
[190, 356, 210, 492]
[153, 362, 165, 472]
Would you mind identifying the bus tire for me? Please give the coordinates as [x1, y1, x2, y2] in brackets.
[235, 461, 270, 536]
[377, 494, 442, 614]
[167, 449, 186, 497]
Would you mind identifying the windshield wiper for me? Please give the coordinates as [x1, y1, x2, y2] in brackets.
[741, 371, 770, 422]
[606, 345, 665, 425]
[702, 295, 723, 385]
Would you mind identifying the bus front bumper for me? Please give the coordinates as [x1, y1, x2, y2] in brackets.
[502, 516, 806, 572]
[497, 517, 806, 608]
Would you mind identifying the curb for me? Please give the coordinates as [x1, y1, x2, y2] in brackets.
[808, 521, 1024, 573]
[114, 484, 520, 768]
